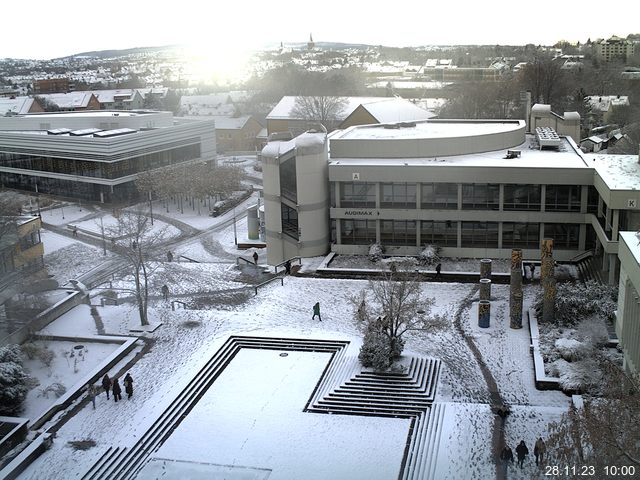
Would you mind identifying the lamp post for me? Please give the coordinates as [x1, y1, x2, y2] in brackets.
[233, 207, 238, 246]
[148, 191, 154, 226]
[100, 216, 106, 256]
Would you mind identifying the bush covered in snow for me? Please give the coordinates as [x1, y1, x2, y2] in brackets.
[419, 244, 441, 266]
[359, 328, 397, 371]
[548, 358, 604, 393]
[368, 243, 384, 262]
[534, 280, 617, 325]
[0, 344, 29, 415]
[554, 338, 590, 361]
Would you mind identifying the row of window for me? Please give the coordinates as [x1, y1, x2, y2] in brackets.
[338, 219, 581, 249]
[336, 182, 593, 212]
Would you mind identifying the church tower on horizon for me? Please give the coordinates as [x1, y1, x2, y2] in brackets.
[307, 33, 315, 51]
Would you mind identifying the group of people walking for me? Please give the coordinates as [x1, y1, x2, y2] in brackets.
[500, 438, 546, 469]
[86, 373, 134, 407]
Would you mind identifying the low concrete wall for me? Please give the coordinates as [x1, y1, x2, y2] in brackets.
[0, 433, 52, 480]
[0, 417, 29, 460]
[0, 290, 88, 347]
[528, 309, 561, 390]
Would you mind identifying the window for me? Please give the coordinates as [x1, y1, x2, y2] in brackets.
[380, 183, 416, 208]
[587, 186, 599, 214]
[544, 224, 579, 249]
[340, 219, 376, 245]
[279, 156, 297, 202]
[380, 220, 417, 246]
[461, 222, 499, 248]
[462, 184, 499, 210]
[340, 182, 376, 208]
[281, 204, 298, 240]
[502, 222, 539, 248]
[503, 184, 541, 211]
[545, 185, 581, 212]
[421, 183, 458, 209]
[421, 220, 458, 247]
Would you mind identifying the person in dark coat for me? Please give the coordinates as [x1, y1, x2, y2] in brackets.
[284, 260, 292, 275]
[516, 440, 529, 468]
[87, 383, 97, 409]
[312, 302, 321, 321]
[252, 251, 259, 264]
[500, 444, 514, 470]
[161, 284, 169, 301]
[102, 373, 112, 400]
[529, 263, 536, 281]
[435, 263, 442, 279]
[123, 373, 134, 399]
[167, 251, 173, 262]
[112, 378, 122, 402]
[534, 437, 546, 465]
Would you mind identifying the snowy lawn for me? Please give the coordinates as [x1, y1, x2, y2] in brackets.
[74, 214, 180, 241]
[40, 231, 78, 255]
[43, 241, 113, 283]
[37, 203, 96, 227]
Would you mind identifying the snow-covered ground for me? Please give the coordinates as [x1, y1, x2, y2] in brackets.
[9, 198, 575, 480]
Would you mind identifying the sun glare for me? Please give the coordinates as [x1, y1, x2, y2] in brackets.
[182, 44, 254, 85]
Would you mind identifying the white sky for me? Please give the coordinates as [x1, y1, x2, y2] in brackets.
[2, 0, 638, 60]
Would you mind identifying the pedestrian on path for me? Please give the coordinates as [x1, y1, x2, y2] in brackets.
[516, 440, 529, 468]
[86, 383, 97, 409]
[102, 374, 112, 400]
[435, 263, 442, 279]
[529, 263, 536, 281]
[72, 226, 78, 238]
[284, 260, 291, 275]
[167, 251, 173, 262]
[112, 378, 122, 402]
[500, 444, 514, 464]
[312, 302, 322, 321]
[253, 251, 259, 264]
[161, 284, 169, 301]
[534, 437, 546, 465]
[124, 373, 134, 399]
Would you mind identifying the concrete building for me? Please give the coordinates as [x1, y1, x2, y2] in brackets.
[33, 78, 72, 94]
[0, 215, 44, 276]
[262, 107, 640, 288]
[595, 36, 635, 62]
[208, 115, 264, 153]
[0, 111, 216, 203]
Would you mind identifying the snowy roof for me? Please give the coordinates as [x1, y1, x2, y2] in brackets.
[334, 120, 521, 140]
[585, 95, 630, 113]
[266, 96, 434, 122]
[92, 89, 137, 103]
[37, 92, 96, 109]
[0, 96, 36, 115]
[137, 87, 169, 98]
[180, 94, 231, 107]
[210, 115, 252, 130]
[329, 135, 588, 169]
[588, 153, 640, 190]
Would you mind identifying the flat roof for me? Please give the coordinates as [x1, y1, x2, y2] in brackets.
[589, 153, 640, 191]
[333, 120, 523, 140]
[329, 135, 589, 169]
[21, 111, 149, 118]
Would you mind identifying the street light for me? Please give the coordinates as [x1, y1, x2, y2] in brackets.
[233, 206, 238, 245]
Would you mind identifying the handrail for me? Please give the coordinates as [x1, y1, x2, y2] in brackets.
[274, 256, 302, 273]
[171, 300, 187, 311]
[568, 249, 594, 263]
[237, 256, 256, 266]
[179, 255, 199, 263]
[254, 275, 284, 295]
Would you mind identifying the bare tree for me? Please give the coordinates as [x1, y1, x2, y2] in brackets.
[545, 355, 640, 469]
[108, 209, 165, 326]
[290, 95, 348, 131]
[518, 53, 567, 106]
[351, 262, 438, 369]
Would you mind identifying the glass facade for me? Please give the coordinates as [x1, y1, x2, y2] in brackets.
[461, 222, 499, 248]
[421, 183, 458, 209]
[281, 203, 298, 240]
[502, 222, 540, 248]
[380, 220, 417, 246]
[503, 184, 541, 211]
[341, 219, 376, 245]
[381, 183, 416, 208]
[462, 184, 499, 210]
[421, 220, 458, 247]
[544, 223, 579, 249]
[340, 182, 376, 208]
[545, 185, 581, 212]
[279, 156, 297, 203]
[587, 186, 599, 214]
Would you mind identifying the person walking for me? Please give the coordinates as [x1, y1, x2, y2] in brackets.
[534, 437, 546, 465]
[161, 284, 169, 301]
[529, 263, 536, 281]
[312, 302, 322, 321]
[253, 251, 259, 264]
[435, 263, 442, 279]
[124, 373, 134, 399]
[86, 383, 97, 409]
[516, 440, 529, 468]
[167, 251, 173, 262]
[284, 260, 292, 275]
[112, 378, 122, 402]
[500, 444, 514, 474]
[101, 373, 112, 400]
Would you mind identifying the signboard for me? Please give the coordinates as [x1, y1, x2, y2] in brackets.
[628, 199, 637, 208]
[352, 173, 360, 180]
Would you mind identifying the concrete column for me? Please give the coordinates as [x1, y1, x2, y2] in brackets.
[540, 185, 546, 212]
[612, 210, 620, 239]
[542, 277, 557, 323]
[478, 300, 490, 328]
[480, 258, 492, 279]
[580, 185, 588, 214]
[608, 255, 617, 285]
[540, 238, 554, 284]
[510, 248, 523, 329]
[480, 278, 492, 301]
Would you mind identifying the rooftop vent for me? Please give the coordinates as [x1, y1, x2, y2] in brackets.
[535, 127, 561, 150]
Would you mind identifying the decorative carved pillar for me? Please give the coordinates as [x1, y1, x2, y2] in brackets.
[510, 249, 523, 329]
[480, 278, 492, 301]
[543, 277, 557, 323]
[540, 238, 554, 284]
[480, 258, 492, 280]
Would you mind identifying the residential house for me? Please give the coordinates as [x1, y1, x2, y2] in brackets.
[0, 216, 44, 276]
[0, 97, 44, 115]
[209, 115, 263, 152]
[93, 89, 145, 110]
[35, 92, 100, 111]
